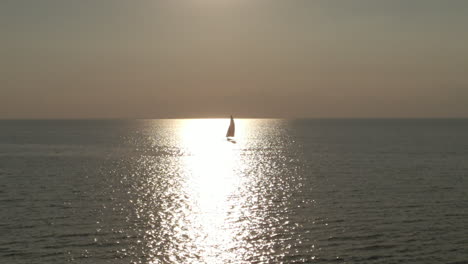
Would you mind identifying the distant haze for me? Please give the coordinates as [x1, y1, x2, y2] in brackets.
[1, 0, 468, 119]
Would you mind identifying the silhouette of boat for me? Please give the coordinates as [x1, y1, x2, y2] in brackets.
[226, 115, 236, 143]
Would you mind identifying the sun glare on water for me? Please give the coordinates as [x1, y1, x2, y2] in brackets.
[179, 119, 241, 213]
[164, 118, 249, 262]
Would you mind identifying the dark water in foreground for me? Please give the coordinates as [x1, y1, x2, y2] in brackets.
[0, 119, 467, 264]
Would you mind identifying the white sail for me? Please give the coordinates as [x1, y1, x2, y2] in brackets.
[226, 115, 235, 138]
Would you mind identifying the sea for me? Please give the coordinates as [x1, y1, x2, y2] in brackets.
[0, 119, 467, 264]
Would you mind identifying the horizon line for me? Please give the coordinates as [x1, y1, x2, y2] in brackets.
[1, 117, 468, 121]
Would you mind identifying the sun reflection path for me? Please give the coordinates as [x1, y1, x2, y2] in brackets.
[181, 119, 245, 262]
[161, 119, 249, 263]
[143, 119, 301, 263]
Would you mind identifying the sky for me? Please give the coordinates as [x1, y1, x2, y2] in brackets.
[1, 0, 468, 119]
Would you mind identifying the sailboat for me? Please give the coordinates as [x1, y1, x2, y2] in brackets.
[226, 115, 235, 142]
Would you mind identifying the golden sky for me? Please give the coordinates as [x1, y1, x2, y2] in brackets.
[1, 1, 468, 118]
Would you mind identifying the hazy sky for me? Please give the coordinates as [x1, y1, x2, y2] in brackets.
[1, 0, 468, 118]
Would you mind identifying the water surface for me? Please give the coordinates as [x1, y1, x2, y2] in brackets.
[1, 119, 467, 263]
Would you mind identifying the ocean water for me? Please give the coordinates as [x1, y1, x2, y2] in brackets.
[0, 119, 467, 264]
